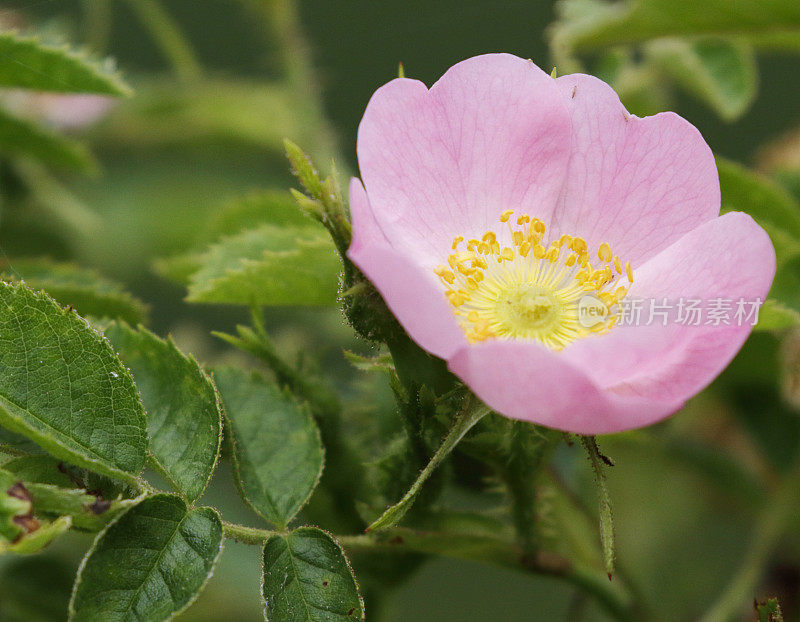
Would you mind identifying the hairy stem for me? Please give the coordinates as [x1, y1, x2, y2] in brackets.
[222, 521, 277, 546]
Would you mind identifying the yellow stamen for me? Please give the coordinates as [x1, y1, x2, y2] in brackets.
[436, 210, 631, 349]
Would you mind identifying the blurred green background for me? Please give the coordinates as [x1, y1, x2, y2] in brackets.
[1, 1, 800, 620]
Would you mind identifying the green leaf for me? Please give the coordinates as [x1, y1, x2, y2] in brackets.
[104, 323, 222, 503]
[1, 515, 72, 555]
[153, 190, 317, 287]
[646, 38, 757, 121]
[0, 281, 147, 485]
[213, 367, 323, 528]
[0, 107, 95, 172]
[2, 259, 148, 324]
[186, 224, 341, 306]
[367, 400, 490, 531]
[717, 157, 800, 266]
[69, 494, 223, 622]
[262, 527, 364, 622]
[0, 31, 130, 95]
[756, 299, 800, 331]
[579, 436, 615, 578]
[1, 455, 75, 487]
[204, 190, 315, 241]
[551, 0, 800, 52]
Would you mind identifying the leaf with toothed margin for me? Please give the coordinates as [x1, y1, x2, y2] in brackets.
[185, 224, 341, 306]
[0, 281, 147, 486]
[69, 494, 223, 622]
[104, 322, 222, 504]
[213, 366, 323, 528]
[2, 259, 148, 325]
[262, 527, 364, 622]
[0, 31, 130, 95]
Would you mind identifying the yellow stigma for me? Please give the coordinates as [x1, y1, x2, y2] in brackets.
[435, 211, 634, 349]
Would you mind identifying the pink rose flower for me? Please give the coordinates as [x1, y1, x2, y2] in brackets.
[347, 53, 775, 434]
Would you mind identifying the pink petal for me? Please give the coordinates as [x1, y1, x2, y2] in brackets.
[448, 340, 684, 434]
[348, 178, 467, 359]
[552, 73, 720, 266]
[560, 212, 776, 403]
[357, 54, 572, 267]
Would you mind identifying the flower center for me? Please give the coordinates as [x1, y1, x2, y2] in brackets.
[434, 210, 634, 349]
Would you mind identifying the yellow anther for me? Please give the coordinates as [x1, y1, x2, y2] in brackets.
[598, 242, 613, 263]
[436, 211, 632, 350]
[446, 291, 467, 306]
[570, 237, 587, 253]
[434, 266, 456, 284]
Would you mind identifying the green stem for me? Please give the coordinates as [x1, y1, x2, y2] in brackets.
[367, 398, 491, 531]
[699, 465, 800, 622]
[125, 0, 202, 83]
[504, 424, 560, 554]
[580, 435, 616, 578]
[339, 528, 636, 622]
[222, 521, 276, 546]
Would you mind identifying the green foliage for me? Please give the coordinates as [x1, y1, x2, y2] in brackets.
[579, 436, 616, 578]
[646, 38, 757, 121]
[262, 526, 364, 622]
[550, 0, 800, 120]
[551, 0, 800, 51]
[0, 107, 95, 172]
[69, 494, 223, 622]
[185, 224, 341, 306]
[368, 400, 490, 531]
[104, 323, 223, 503]
[214, 366, 323, 528]
[756, 299, 800, 330]
[0, 282, 147, 485]
[756, 598, 784, 622]
[2, 259, 148, 325]
[1, 515, 71, 555]
[0, 31, 131, 95]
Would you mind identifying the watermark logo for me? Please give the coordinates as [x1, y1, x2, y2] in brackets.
[578, 295, 608, 328]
